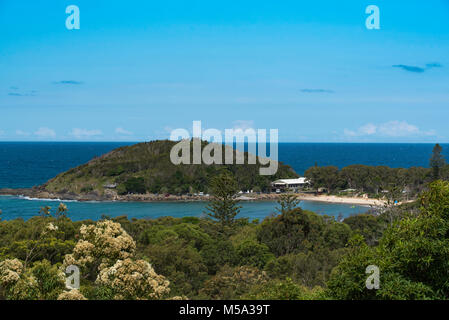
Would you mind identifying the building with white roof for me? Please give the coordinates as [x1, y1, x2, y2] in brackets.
[271, 177, 309, 192]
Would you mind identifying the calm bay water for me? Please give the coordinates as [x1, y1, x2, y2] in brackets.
[1, 142, 444, 221]
[0, 195, 368, 221]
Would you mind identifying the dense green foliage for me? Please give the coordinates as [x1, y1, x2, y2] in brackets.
[3, 180, 449, 300]
[3, 144, 449, 300]
[44, 140, 297, 196]
[0, 202, 371, 299]
[305, 164, 449, 198]
[305, 144, 449, 199]
[326, 180, 449, 300]
[123, 177, 146, 194]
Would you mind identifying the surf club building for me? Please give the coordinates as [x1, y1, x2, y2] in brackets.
[271, 177, 309, 193]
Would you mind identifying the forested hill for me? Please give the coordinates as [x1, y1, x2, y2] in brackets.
[42, 140, 298, 196]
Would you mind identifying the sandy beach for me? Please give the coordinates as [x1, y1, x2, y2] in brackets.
[234, 193, 385, 206]
[295, 194, 385, 206]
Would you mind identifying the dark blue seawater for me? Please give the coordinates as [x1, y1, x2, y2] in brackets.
[1, 142, 446, 189]
[279, 143, 448, 175]
[1, 142, 445, 221]
[0, 142, 131, 189]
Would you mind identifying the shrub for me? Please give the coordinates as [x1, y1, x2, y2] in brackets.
[124, 177, 146, 194]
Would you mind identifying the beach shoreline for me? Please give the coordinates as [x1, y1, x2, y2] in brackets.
[295, 194, 384, 206]
[0, 187, 385, 206]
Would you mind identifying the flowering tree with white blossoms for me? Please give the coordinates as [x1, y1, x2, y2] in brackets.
[62, 220, 136, 279]
[57, 289, 87, 300]
[0, 258, 67, 300]
[96, 258, 170, 300]
[62, 220, 172, 300]
[0, 258, 37, 299]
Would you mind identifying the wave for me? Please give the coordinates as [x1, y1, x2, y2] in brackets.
[19, 196, 79, 203]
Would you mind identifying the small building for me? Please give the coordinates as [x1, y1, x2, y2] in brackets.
[271, 178, 308, 192]
[103, 183, 117, 189]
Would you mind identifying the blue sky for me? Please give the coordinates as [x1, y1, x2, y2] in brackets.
[1, 0, 448, 142]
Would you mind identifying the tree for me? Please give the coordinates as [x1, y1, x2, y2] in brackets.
[62, 220, 136, 280]
[430, 143, 446, 180]
[55, 203, 68, 219]
[276, 193, 300, 215]
[305, 166, 341, 194]
[0, 258, 66, 300]
[39, 206, 51, 218]
[243, 277, 324, 300]
[258, 208, 331, 256]
[200, 239, 237, 274]
[123, 177, 146, 194]
[96, 258, 170, 300]
[382, 184, 403, 226]
[235, 240, 275, 269]
[29, 260, 66, 300]
[143, 237, 208, 296]
[62, 219, 173, 300]
[343, 214, 384, 246]
[321, 166, 342, 194]
[204, 171, 241, 228]
[198, 265, 268, 299]
[326, 181, 449, 300]
[38, 204, 68, 219]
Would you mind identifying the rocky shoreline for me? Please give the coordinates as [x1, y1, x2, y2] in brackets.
[0, 187, 282, 202]
[0, 187, 385, 206]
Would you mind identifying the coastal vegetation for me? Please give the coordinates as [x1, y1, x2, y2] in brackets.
[2, 142, 445, 208]
[305, 144, 448, 200]
[41, 140, 297, 197]
[327, 180, 449, 299]
[0, 199, 357, 299]
[1, 144, 448, 300]
[2, 167, 449, 300]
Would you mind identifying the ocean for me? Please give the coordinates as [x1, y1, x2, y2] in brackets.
[0, 142, 445, 221]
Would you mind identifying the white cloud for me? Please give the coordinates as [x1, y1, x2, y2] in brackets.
[70, 128, 103, 139]
[377, 121, 420, 137]
[344, 121, 435, 138]
[0, 130, 4, 135]
[16, 130, 30, 136]
[115, 127, 133, 135]
[34, 127, 56, 138]
[232, 120, 255, 131]
[343, 129, 357, 137]
[359, 123, 377, 135]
